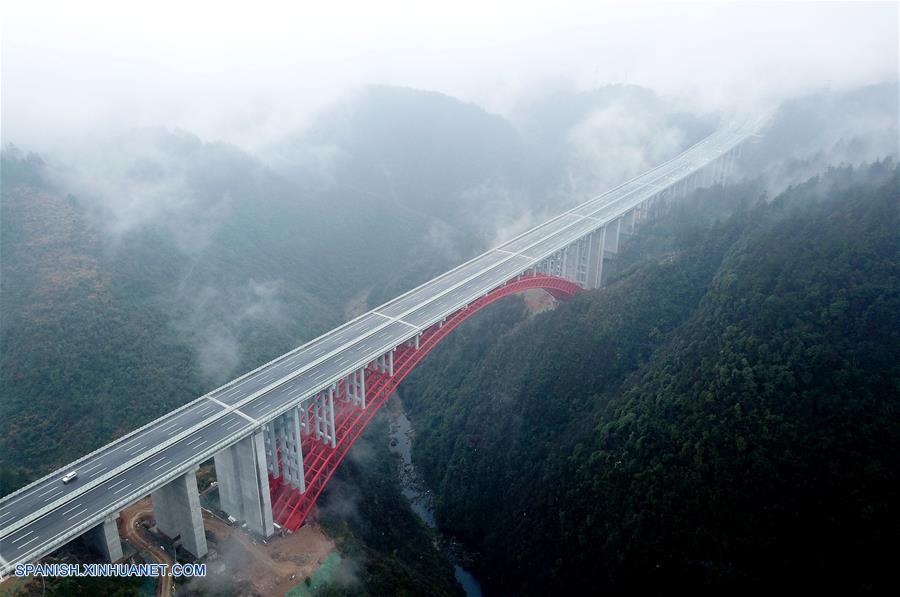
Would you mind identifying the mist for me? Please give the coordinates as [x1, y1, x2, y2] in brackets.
[2, 0, 898, 480]
[3, 1, 897, 152]
[4, 2, 896, 386]
[2, 3, 899, 595]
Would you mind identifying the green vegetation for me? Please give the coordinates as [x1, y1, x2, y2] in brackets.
[402, 162, 899, 594]
[4, 83, 894, 594]
[0, 85, 707, 486]
[313, 415, 462, 597]
[1, 150, 202, 485]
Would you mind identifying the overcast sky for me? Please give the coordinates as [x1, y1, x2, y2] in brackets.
[2, 1, 897, 150]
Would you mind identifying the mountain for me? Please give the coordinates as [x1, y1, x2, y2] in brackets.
[6, 82, 894, 594]
[743, 81, 900, 191]
[1, 83, 715, 489]
[401, 161, 900, 595]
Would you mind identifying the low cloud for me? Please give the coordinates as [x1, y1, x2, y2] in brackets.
[563, 104, 685, 191]
[46, 129, 237, 255]
[179, 279, 289, 383]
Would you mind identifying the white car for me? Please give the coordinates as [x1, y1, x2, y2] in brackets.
[61, 471, 78, 484]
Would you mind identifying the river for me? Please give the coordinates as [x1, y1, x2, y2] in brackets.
[386, 396, 484, 597]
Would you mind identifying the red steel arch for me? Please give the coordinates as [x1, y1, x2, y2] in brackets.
[268, 274, 581, 530]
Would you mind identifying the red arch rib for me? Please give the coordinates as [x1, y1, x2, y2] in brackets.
[268, 273, 581, 530]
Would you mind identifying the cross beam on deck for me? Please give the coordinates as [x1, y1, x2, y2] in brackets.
[0, 117, 763, 575]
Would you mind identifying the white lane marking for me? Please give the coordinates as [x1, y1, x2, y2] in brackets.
[14, 535, 42, 550]
[121, 437, 143, 448]
[113, 483, 133, 495]
[37, 486, 62, 498]
[166, 427, 181, 437]
[40, 488, 64, 502]
[11, 531, 33, 544]
[107, 479, 128, 490]
[148, 456, 167, 467]
[206, 396, 230, 409]
[174, 404, 203, 420]
[217, 387, 240, 400]
[152, 459, 171, 471]
[372, 311, 420, 331]
[188, 440, 207, 449]
[0, 512, 13, 522]
[187, 437, 207, 447]
[87, 466, 108, 478]
[61, 502, 84, 516]
[82, 462, 106, 475]
[104, 444, 124, 456]
[224, 419, 244, 430]
[0, 129, 744, 539]
[206, 396, 256, 423]
[232, 409, 257, 424]
[66, 508, 88, 521]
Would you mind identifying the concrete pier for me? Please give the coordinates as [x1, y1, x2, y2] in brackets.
[85, 514, 123, 562]
[213, 431, 275, 537]
[151, 469, 208, 558]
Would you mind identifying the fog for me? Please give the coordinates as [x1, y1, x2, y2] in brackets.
[2, 1, 897, 392]
[3, 1, 897, 151]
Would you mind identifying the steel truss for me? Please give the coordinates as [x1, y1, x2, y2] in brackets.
[266, 274, 581, 530]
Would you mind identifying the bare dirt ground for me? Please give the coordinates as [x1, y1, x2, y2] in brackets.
[200, 514, 334, 596]
[115, 497, 334, 597]
[522, 288, 557, 313]
[118, 498, 175, 596]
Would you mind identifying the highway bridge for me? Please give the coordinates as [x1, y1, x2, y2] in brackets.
[0, 117, 761, 576]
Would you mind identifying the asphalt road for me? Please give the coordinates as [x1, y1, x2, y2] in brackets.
[0, 118, 757, 574]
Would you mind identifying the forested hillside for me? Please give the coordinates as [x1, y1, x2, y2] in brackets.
[402, 161, 899, 594]
[3, 81, 895, 594]
[0, 84, 705, 487]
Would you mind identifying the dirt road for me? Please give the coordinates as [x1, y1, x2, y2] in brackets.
[118, 499, 174, 596]
[118, 497, 334, 596]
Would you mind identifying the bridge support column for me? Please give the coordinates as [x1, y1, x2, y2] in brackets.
[313, 388, 337, 447]
[347, 367, 366, 409]
[151, 469, 208, 558]
[623, 209, 636, 234]
[605, 217, 621, 255]
[85, 514, 123, 562]
[726, 147, 740, 181]
[562, 239, 579, 282]
[553, 249, 565, 277]
[586, 227, 606, 289]
[593, 217, 622, 288]
[576, 235, 590, 287]
[274, 407, 306, 492]
[213, 432, 275, 537]
[711, 157, 722, 185]
[264, 421, 279, 478]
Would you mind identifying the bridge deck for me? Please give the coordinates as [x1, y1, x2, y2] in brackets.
[0, 118, 758, 573]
